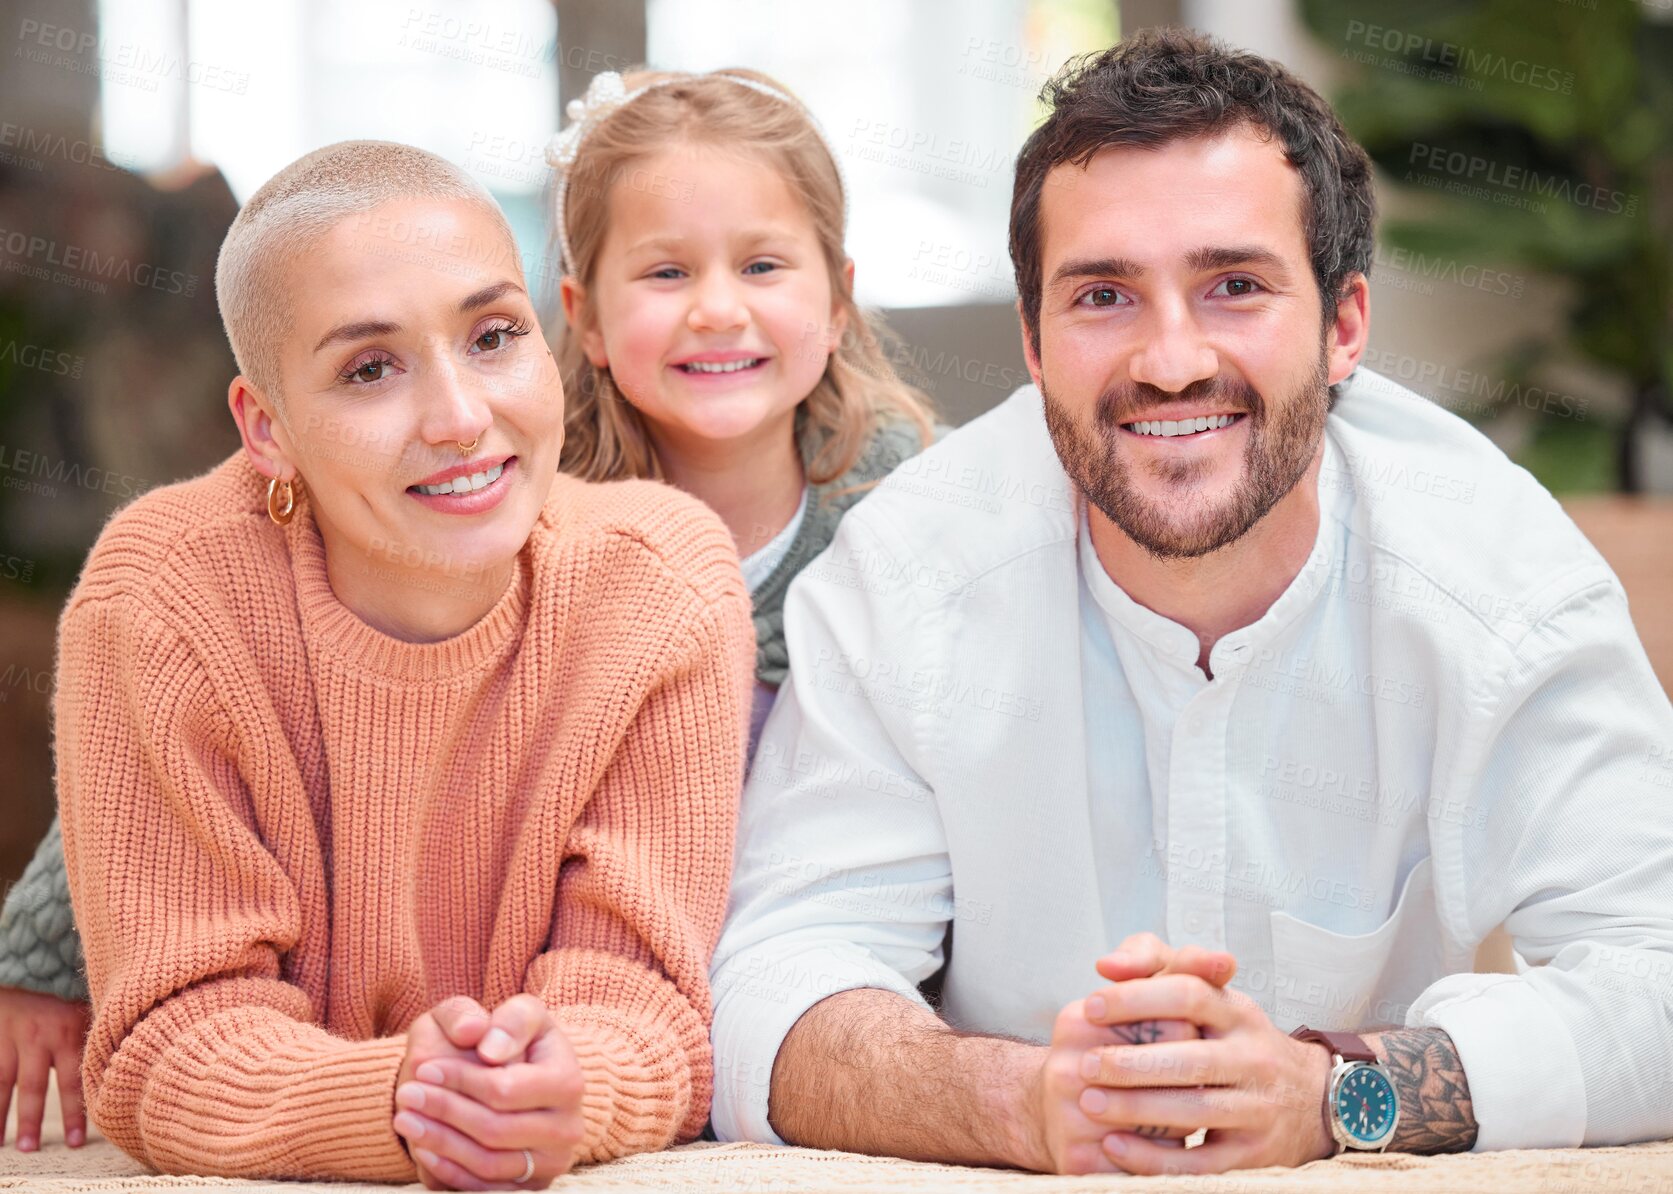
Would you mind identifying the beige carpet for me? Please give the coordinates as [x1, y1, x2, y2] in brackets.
[6, 1078, 1673, 1192]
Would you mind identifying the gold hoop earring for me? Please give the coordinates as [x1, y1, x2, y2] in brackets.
[267, 476, 299, 526]
[457, 437, 479, 455]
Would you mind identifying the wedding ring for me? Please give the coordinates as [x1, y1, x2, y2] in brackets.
[517, 1147, 535, 1183]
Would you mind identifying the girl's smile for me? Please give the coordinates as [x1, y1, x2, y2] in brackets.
[671, 350, 773, 382]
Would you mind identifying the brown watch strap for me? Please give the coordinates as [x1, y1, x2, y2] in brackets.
[1289, 1025, 1378, 1063]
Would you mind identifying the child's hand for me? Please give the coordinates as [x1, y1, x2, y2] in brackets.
[0, 985, 91, 1151]
[395, 994, 584, 1190]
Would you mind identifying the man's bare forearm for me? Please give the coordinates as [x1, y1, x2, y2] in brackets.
[1364, 1028, 1478, 1153]
[767, 988, 1045, 1168]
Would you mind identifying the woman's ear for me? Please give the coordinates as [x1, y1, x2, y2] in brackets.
[227, 377, 296, 481]
[559, 276, 609, 368]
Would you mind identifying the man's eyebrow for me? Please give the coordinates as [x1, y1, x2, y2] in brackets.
[313, 319, 400, 354]
[1047, 248, 1295, 293]
[311, 281, 526, 354]
[1049, 257, 1146, 288]
[1186, 245, 1291, 278]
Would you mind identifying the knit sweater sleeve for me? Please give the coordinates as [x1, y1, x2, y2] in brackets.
[524, 587, 754, 1163]
[0, 815, 86, 1002]
[54, 592, 415, 1182]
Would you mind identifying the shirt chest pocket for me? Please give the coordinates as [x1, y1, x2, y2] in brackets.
[1266, 856, 1447, 1033]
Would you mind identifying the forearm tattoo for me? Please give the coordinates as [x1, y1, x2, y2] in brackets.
[1373, 1028, 1478, 1153]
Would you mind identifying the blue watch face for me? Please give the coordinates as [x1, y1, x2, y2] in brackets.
[1335, 1064, 1397, 1145]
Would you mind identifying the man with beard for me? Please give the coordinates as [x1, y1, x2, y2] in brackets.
[708, 28, 1673, 1178]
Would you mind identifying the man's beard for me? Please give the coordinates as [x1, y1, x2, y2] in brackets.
[1041, 352, 1329, 561]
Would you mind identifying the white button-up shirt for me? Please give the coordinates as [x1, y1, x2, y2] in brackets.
[709, 370, 1673, 1153]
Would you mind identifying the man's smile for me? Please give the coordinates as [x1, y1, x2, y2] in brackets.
[1121, 412, 1248, 439]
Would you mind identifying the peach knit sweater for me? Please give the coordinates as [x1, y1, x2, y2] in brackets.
[53, 453, 754, 1182]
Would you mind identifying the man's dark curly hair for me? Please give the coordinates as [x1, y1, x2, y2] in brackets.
[1010, 27, 1376, 356]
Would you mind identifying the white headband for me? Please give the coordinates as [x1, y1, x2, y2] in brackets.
[544, 70, 848, 277]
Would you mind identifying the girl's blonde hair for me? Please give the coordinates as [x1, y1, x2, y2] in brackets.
[553, 68, 933, 485]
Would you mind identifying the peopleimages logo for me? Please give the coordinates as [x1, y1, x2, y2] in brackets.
[0, 338, 82, 378]
[1371, 242, 1524, 299]
[0, 122, 135, 173]
[1407, 144, 1638, 216]
[1342, 20, 1574, 94]
[1361, 347, 1590, 423]
[16, 18, 250, 94]
[0, 227, 197, 295]
[0, 444, 148, 500]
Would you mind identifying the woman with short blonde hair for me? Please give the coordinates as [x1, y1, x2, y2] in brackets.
[44, 139, 753, 1188]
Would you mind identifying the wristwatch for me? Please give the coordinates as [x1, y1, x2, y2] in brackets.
[1289, 1025, 1399, 1153]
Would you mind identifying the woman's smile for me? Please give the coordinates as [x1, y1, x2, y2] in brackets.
[406, 454, 519, 514]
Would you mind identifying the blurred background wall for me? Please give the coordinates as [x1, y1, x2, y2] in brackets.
[0, 0, 1668, 886]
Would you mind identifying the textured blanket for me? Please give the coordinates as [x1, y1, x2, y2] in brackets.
[6, 1077, 1672, 1192]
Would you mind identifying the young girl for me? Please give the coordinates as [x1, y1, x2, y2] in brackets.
[549, 67, 936, 748]
[0, 66, 939, 1155]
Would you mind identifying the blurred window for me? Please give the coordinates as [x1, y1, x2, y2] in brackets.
[97, 0, 559, 268]
[647, 0, 1117, 308]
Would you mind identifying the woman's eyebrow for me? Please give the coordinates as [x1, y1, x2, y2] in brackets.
[313, 319, 399, 354]
[311, 281, 526, 354]
[457, 280, 526, 312]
